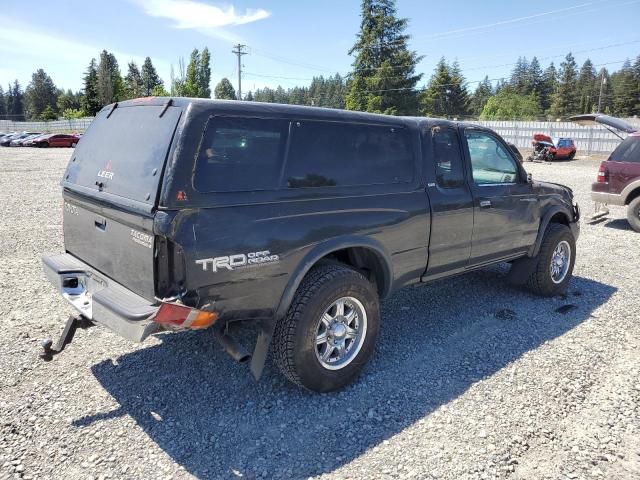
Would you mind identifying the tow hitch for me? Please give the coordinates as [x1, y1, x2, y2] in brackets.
[40, 315, 94, 361]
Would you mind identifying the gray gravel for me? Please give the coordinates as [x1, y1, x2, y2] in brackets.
[1, 148, 639, 480]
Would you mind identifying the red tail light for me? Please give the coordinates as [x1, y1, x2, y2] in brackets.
[152, 302, 218, 330]
[597, 162, 609, 183]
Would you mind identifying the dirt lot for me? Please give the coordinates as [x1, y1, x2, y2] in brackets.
[0, 148, 638, 480]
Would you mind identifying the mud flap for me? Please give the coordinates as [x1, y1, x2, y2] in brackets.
[249, 317, 277, 380]
[506, 256, 539, 286]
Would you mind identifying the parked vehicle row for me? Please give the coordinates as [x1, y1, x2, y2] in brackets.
[0, 132, 81, 148]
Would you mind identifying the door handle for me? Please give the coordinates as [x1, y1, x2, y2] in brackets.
[479, 200, 492, 208]
[520, 197, 537, 202]
[94, 217, 107, 230]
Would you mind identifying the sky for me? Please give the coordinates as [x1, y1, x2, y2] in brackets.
[1, 0, 640, 95]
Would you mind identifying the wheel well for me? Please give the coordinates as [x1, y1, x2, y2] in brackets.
[625, 188, 640, 205]
[318, 247, 388, 297]
[549, 211, 569, 226]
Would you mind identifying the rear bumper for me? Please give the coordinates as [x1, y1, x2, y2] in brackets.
[591, 188, 625, 206]
[42, 253, 160, 342]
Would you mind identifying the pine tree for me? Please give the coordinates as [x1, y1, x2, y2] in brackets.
[245, 91, 254, 101]
[576, 59, 597, 114]
[510, 56, 530, 94]
[57, 89, 82, 112]
[6, 80, 25, 120]
[550, 53, 579, 118]
[199, 48, 212, 98]
[97, 50, 124, 106]
[541, 62, 558, 115]
[421, 58, 468, 118]
[448, 61, 469, 117]
[24, 69, 58, 119]
[82, 59, 101, 116]
[611, 59, 636, 117]
[0, 85, 6, 119]
[469, 76, 493, 117]
[124, 62, 144, 99]
[632, 55, 640, 115]
[141, 57, 163, 97]
[184, 49, 201, 97]
[214, 78, 236, 100]
[346, 0, 422, 115]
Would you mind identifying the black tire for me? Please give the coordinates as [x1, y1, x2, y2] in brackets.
[568, 152, 576, 160]
[627, 197, 640, 233]
[273, 262, 380, 392]
[526, 223, 576, 297]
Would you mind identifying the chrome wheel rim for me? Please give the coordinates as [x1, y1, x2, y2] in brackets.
[550, 240, 571, 284]
[315, 296, 367, 370]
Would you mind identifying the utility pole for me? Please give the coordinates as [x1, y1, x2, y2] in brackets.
[597, 71, 607, 113]
[232, 44, 248, 100]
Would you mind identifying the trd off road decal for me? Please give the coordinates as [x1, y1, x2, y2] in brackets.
[196, 250, 279, 273]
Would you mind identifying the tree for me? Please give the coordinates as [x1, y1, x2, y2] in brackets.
[480, 90, 541, 120]
[595, 68, 613, 113]
[24, 69, 58, 120]
[151, 85, 170, 96]
[633, 55, 640, 115]
[0, 85, 6, 119]
[199, 48, 212, 98]
[184, 49, 201, 97]
[124, 62, 144, 99]
[550, 53, 579, 118]
[540, 62, 558, 114]
[141, 57, 163, 96]
[214, 78, 236, 100]
[469, 76, 493, 117]
[82, 58, 101, 116]
[528, 57, 544, 97]
[97, 50, 124, 106]
[40, 105, 58, 120]
[57, 89, 82, 112]
[346, 0, 422, 115]
[245, 91, 254, 101]
[611, 59, 636, 117]
[6, 80, 25, 121]
[510, 56, 530, 94]
[62, 108, 84, 120]
[576, 59, 597, 114]
[420, 58, 468, 118]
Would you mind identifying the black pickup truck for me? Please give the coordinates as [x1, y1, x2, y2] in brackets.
[42, 98, 580, 392]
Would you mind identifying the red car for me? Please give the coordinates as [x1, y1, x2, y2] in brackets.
[34, 134, 80, 148]
[530, 133, 577, 160]
[571, 114, 640, 232]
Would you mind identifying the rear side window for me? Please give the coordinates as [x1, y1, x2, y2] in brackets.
[194, 117, 289, 192]
[431, 126, 465, 188]
[609, 136, 640, 163]
[284, 121, 414, 188]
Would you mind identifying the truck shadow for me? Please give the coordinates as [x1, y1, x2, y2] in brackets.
[77, 267, 615, 479]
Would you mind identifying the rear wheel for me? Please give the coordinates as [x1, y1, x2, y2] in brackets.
[526, 223, 576, 296]
[627, 197, 640, 233]
[273, 262, 380, 392]
[71, 142, 77, 148]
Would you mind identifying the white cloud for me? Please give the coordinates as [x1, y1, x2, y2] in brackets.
[135, 0, 271, 39]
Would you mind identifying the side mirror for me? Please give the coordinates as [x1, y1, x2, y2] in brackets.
[527, 173, 533, 184]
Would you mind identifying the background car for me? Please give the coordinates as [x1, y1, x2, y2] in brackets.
[34, 133, 80, 148]
[22, 133, 50, 147]
[11, 133, 42, 147]
[1, 132, 40, 147]
[529, 133, 576, 161]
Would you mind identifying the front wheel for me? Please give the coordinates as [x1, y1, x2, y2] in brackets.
[627, 197, 640, 232]
[526, 223, 576, 296]
[273, 263, 380, 392]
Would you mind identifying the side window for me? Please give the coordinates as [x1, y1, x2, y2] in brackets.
[194, 117, 288, 192]
[464, 130, 520, 185]
[431, 126, 465, 188]
[284, 121, 414, 188]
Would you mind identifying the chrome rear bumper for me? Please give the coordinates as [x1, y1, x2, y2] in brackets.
[42, 253, 159, 342]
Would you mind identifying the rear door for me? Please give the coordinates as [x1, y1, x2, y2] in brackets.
[61, 102, 182, 300]
[462, 128, 539, 265]
[422, 123, 473, 278]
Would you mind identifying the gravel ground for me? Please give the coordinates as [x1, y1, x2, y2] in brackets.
[0, 147, 638, 480]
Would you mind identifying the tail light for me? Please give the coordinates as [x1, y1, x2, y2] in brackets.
[597, 162, 609, 183]
[152, 302, 218, 330]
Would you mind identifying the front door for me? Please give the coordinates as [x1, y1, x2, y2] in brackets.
[462, 128, 539, 265]
[423, 124, 474, 279]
